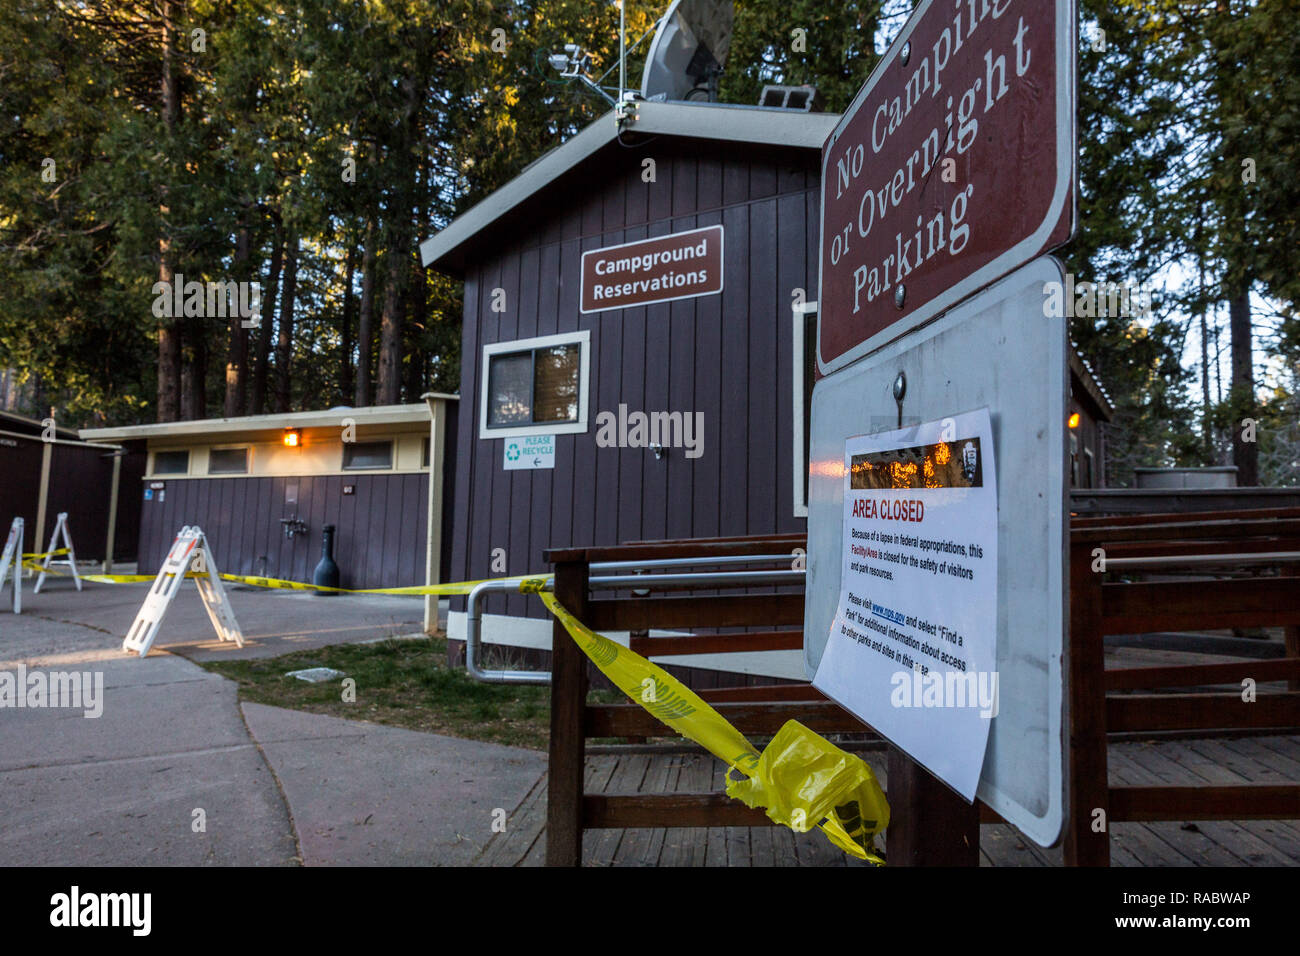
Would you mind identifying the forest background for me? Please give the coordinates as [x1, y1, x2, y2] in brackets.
[0, 0, 1295, 486]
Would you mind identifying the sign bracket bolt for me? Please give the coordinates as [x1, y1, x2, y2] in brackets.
[893, 371, 907, 428]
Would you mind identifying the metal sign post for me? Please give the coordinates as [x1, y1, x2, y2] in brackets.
[0, 517, 23, 614]
[33, 512, 82, 594]
[122, 526, 243, 658]
[806, 0, 1077, 859]
[805, 259, 1068, 846]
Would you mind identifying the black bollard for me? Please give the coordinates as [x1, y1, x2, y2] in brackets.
[313, 524, 341, 595]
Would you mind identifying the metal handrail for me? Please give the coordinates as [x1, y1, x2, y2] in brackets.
[589, 570, 805, 590]
[465, 577, 554, 685]
[590, 554, 799, 572]
[1101, 551, 1300, 570]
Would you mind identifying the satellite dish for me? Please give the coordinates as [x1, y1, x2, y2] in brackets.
[640, 0, 734, 103]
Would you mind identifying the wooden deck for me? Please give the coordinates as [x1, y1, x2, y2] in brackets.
[478, 733, 1300, 866]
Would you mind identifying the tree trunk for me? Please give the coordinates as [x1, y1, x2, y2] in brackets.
[250, 214, 283, 415]
[1200, 309, 1212, 464]
[224, 221, 253, 417]
[377, 226, 407, 406]
[155, 0, 182, 423]
[355, 217, 377, 407]
[340, 244, 356, 405]
[377, 78, 418, 407]
[181, 316, 207, 420]
[405, 251, 426, 403]
[274, 231, 300, 414]
[1228, 287, 1257, 486]
[405, 176, 427, 403]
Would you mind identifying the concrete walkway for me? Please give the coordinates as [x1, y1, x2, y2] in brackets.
[0, 575, 545, 866]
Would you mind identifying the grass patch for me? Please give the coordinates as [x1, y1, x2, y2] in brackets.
[201, 636, 555, 750]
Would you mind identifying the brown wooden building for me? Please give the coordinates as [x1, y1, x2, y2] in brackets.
[0, 410, 144, 564]
[421, 101, 839, 675]
[81, 400, 457, 628]
[1068, 348, 1113, 489]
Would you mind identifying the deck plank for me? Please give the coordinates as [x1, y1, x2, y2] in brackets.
[586, 754, 651, 866]
[1108, 748, 1250, 865]
[481, 734, 1300, 866]
[1115, 742, 1297, 866]
[612, 753, 680, 866]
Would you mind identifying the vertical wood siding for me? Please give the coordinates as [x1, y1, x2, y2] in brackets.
[0, 436, 144, 562]
[449, 139, 820, 619]
[135, 473, 428, 590]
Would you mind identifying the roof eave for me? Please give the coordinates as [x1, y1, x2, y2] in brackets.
[420, 101, 840, 274]
[79, 402, 449, 442]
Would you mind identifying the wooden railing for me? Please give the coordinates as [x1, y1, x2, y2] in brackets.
[542, 535, 880, 866]
[1062, 508, 1300, 866]
[543, 510, 1300, 867]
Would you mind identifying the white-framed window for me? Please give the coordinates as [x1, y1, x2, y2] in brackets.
[342, 439, 393, 470]
[152, 449, 189, 475]
[208, 446, 250, 475]
[791, 300, 818, 518]
[479, 330, 590, 440]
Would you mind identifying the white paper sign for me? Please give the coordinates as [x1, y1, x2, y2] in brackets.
[503, 435, 555, 470]
[813, 407, 998, 801]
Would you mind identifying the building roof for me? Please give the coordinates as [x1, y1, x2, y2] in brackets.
[0, 409, 82, 442]
[78, 399, 456, 443]
[1069, 347, 1114, 421]
[420, 100, 840, 275]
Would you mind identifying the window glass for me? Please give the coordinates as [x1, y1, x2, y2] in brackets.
[208, 447, 248, 474]
[342, 440, 393, 470]
[487, 352, 533, 426]
[153, 450, 189, 474]
[533, 344, 580, 423]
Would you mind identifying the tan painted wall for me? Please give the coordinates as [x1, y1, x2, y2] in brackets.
[146, 425, 429, 479]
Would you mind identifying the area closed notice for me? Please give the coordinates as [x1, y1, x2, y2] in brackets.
[814, 408, 999, 800]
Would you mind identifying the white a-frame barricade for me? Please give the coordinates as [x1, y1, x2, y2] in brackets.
[122, 526, 243, 657]
[0, 517, 22, 614]
[33, 511, 82, 594]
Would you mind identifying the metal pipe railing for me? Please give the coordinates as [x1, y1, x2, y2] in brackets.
[588, 570, 805, 590]
[465, 577, 554, 685]
[1101, 551, 1300, 570]
[589, 554, 799, 572]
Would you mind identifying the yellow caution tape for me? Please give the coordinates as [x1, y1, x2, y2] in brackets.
[214, 573, 505, 595]
[521, 577, 889, 864]
[19, 560, 169, 583]
[21, 561, 513, 595]
[22, 548, 70, 559]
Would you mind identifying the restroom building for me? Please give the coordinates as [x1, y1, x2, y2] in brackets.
[81, 399, 457, 630]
